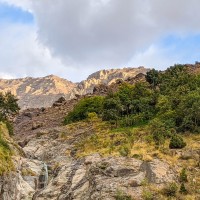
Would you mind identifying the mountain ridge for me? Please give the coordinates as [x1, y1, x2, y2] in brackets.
[0, 67, 149, 109]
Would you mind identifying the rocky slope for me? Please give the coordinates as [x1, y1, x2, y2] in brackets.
[73, 67, 149, 96]
[1, 64, 200, 199]
[8, 119, 178, 200]
[9, 87, 199, 199]
[0, 75, 76, 110]
[1, 100, 198, 200]
[0, 67, 149, 109]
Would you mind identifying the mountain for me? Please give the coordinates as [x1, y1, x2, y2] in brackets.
[73, 67, 149, 96]
[0, 67, 149, 109]
[0, 75, 76, 109]
[0, 64, 200, 199]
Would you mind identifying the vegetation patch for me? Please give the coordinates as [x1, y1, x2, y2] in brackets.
[63, 65, 200, 198]
[0, 123, 14, 175]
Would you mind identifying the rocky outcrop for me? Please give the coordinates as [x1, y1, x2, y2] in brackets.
[72, 67, 149, 97]
[0, 75, 76, 110]
[13, 126, 177, 200]
[0, 67, 149, 109]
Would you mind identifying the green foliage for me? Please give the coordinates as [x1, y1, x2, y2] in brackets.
[149, 118, 172, 146]
[142, 190, 154, 200]
[5, 120, 14, 136]
[176, 91, 200, 132]
[64, 96, 104, 124]
[0, 123, 14, 175]
[119, 145, 131, 157]
[0, 91, 20, 120]
[145, 69, 160, 88]
[115, 190, 132, 200]
[179, 183, 187, 194]
[179, 168, 188, 183]
[162, 182, 178, 197]
[65, 64, 200, 143]
[102, 82, 156, 126]
[169, 135, 186, 149]
[87, 112, 98, 120]
[0, 92, 20, 136]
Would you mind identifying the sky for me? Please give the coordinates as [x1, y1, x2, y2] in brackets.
[0, 0, 200, 82]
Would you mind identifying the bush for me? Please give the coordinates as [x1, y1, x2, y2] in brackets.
[142, 190, 154, 200]
[179, 183, 187, 194]
[64, 96, 104, 124]
[5, 120, 14, 136]
[87, 112, 98, 120]
[115, 190, 132, 200]
[169, 135, 186, 149]
[179, 168, 188, 183]
[119, 145, 131, 157]
[149, 119, 167, 146]
[162, 182, 178, 197]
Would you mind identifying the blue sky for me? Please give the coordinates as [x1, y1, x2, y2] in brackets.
[0, 0, 200, 81]
[0, 2, 33, 23]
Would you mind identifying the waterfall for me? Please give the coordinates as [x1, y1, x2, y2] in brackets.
[43, 163, 48, 187]
[38, 162, 49, 189]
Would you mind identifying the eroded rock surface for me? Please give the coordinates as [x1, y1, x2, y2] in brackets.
[12, 126, 177, 200]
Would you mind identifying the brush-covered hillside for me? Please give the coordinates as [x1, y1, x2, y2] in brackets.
[62, 64, 200, 199]
[1, 64, 200, 200]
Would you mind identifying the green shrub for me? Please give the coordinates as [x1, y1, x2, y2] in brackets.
[64, 96, 104, 124]
[5, 120, 14, 136]
[142, 190, 154, 200]
[169, 135, 186, 149]
[0, 124, 13, 175]
[87, 112, 98, 120]
[179, 168, 188, 183]
[119, 145, 131, 157]
[149, 119, 167, 146]
[162, 182, 178, 197]
[115, 190, 132, 200]
[179, 183, 187, 194]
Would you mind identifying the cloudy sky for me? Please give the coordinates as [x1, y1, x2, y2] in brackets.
[0, 0, 200, 81]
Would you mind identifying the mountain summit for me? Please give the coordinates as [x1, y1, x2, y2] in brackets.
[0, 67, 149, 109]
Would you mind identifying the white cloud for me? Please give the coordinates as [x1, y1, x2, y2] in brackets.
[0, 0, 200, 81]
[0, 0, 32, 10]
[0, 22, 81, 80]
[30, 0, 200, 68]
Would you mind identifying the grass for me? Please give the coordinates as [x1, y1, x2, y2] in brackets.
[60, 118, 200, 198]
[0, 122, 14, 175]
[63, 119, 200, 163]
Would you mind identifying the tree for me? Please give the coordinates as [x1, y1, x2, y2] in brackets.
[64, 96, 104, 124]
[0, 92, 20, 121]
[145, 69, 160, 89]
[102, 95, 122, 126]
[149, 118, 167, 146]
[0, 92, 20, 135]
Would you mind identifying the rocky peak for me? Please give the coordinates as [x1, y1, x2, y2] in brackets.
[0, 76, 77, 110]
[72, 67, 149, 96]
[0, 67, 149, 109]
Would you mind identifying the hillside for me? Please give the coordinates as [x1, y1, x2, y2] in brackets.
[0, 64, 199, 199]
[72, 67, 149, 96]
[0, 75, 76, 109]
[0, 67, 148, 109]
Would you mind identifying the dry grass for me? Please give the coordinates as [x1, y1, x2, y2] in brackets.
[0, 123, 14, 175]
[61, 119, 200, 198]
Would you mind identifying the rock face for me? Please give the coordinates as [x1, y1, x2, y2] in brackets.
[9, 126, 177, 200]
[0, 67, 149, 109]
[72, 67, 149, 96]
[0, 75, 76, 110]
[4, 90, 199, 199]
